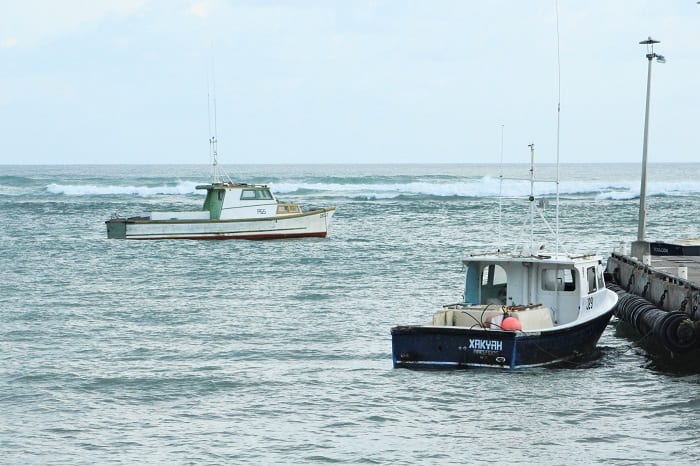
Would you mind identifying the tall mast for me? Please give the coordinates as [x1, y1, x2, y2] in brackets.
[207, 74, 232, 184]
[528, 143, 535, 255]
[554, 0, 561, 257]
[208, 90, 219, 182]
[497, 124, 504, 253]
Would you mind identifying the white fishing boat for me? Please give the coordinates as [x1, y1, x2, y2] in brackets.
[106, 94, 335, 240]
[106, 182, 335, 240]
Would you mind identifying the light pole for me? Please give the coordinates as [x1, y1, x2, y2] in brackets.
[637, 37, 665, 242]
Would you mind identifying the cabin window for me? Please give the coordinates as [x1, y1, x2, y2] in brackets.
[480, 264, 507, 305]
[241, 189, 274, 200]
[481, 264, 507, 286]
[587, 266, 597, 293]
[541, 268, 576, 292]
[277, 204, 300, 214]
[217, 191, 224, 201]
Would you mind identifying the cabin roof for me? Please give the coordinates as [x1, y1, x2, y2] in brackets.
[195, 182, 271, 191]
[462, 252, 602, 267]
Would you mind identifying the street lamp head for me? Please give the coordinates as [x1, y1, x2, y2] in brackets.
[655, 54, 666, 64]
[639, 37, 660, 45]
[640, 37, 662, 59]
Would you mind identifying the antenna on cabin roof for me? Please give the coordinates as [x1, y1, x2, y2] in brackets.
[528, 143, 536, 255]
[207, 68, 233, 185]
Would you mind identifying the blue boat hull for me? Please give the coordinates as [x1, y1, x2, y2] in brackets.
[391, 311, 613, 369]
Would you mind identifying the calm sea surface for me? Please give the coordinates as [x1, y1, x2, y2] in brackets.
[1, 163, 699, 464]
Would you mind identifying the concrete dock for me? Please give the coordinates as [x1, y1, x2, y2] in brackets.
[645, 255, 700, 284]
[606, 240, 700, 357]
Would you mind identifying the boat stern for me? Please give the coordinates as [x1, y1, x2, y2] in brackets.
[105, 218, 127, 239]
[391, 325, 516, 369]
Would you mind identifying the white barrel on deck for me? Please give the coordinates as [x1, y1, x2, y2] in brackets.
[619, 241, 629, 255]
[678, 266, 688, 280]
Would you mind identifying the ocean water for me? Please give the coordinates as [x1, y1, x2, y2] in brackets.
[1, 163, 699, 464]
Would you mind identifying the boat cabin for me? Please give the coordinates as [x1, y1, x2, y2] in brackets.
[194, 182, 301, 220]
[462, 254, 608, 326]
[136, 182, 307, 223]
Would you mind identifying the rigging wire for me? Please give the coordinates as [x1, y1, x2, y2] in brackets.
[555, 0, 562, 257]
[497, 124, 504, 253]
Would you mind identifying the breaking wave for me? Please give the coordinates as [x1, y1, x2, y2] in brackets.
[46, 181, 204, 196]
[594, 180, 700, 201]
[274, 178, 700, 200]
[41, 177, 700, 200]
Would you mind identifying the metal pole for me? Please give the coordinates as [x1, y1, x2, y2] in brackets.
[497, 125, 504, 253]
[529, 143, 535, 254]
[637, 53, 653, 241]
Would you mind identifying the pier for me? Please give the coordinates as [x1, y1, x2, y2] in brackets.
[606, 240, 700, 358]
[603, 37, 700, 363]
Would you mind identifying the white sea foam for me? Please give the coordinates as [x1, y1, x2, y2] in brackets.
[596, 191, 639, 201]
[594, 180, 700, 200]
[46, 181, 204, 196]
[272, 178, 643, 199]
[45, 177, 700, 199]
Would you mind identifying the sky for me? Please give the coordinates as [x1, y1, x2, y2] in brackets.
[0, 0, 698, 165]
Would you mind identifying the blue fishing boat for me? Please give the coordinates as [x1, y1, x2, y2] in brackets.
[391, 253, 617, 369]
[391, 145, 618, 369]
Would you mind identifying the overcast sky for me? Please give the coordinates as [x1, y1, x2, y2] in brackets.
[1, 0, 698, 165]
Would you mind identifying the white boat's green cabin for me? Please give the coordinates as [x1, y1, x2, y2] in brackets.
[107, 181, 335, 240]
[147, 182, 303, 221]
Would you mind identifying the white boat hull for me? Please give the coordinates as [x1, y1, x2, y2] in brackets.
[107, 208, 335, 240]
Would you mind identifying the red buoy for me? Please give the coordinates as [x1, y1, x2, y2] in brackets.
[501, 316, 522, 331]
